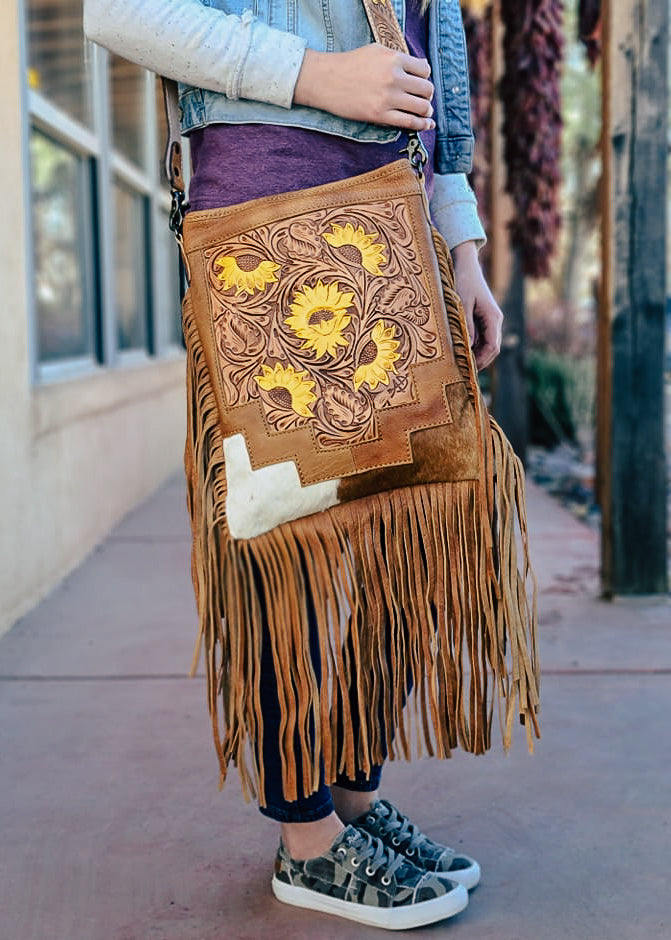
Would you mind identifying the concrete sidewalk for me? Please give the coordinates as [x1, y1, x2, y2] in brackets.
[1, 476, 669, 940]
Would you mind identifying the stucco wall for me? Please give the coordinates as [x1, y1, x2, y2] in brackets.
[0, 2, 185, 636]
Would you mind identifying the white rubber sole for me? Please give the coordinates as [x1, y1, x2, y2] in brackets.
[271, 877, 468, 930]
[440, 858, 481, 891]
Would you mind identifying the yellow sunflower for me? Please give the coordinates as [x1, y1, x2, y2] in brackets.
[286, 280, 354, 358]
[254, 363, 317, 418]
[353, 320, 401, 392]
[322, 223, 387, 276]
[214, 251, 280, 296]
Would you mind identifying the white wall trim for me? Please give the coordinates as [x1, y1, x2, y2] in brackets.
[32, 356, 184, 439]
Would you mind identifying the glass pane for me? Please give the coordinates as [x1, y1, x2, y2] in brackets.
[27, 0, 91, 126]
[111, 56, 147, 167]
[168, 238, 185, 348]
[30, 129, 93, 362]
[114, 183, 148, 352]
[157, 211, 184, 347]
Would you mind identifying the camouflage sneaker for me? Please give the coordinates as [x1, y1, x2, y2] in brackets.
[271, 825, 468, 930]
[354, 800, 481, 890]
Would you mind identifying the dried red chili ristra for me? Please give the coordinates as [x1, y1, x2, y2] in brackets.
[500, 0, 565, 278]
[462, 6, 493, 251]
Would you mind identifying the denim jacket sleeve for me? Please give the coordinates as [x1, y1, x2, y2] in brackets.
[431, 173, 486, 252]
[83, 0, 307, 109]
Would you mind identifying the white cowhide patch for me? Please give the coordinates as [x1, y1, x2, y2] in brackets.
[223, 433, 340, 540]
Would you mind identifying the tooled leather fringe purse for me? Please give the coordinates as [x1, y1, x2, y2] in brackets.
[163, 0, 540, 806]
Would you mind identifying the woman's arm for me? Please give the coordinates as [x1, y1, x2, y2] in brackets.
[83, 0, 306, 108]
[84, 0, 436, 128]
[430, 174, 501, 371]
[452, 241, 503, 372]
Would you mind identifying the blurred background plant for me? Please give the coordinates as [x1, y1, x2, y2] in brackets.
[525, 1, 601, 457]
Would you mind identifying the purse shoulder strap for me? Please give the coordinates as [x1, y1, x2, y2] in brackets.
[361, 0, 408, 54]
[163, 0, 413, 229]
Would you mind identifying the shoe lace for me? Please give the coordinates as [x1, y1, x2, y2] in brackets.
[343, 829, 407, 883]
[376, 801, 425, 856]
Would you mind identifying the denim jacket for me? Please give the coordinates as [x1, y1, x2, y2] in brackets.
[85, 0, 473, 174]
[84, 0, 485, 246]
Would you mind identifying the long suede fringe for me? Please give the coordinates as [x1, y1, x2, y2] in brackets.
[183, 232, 540, 806]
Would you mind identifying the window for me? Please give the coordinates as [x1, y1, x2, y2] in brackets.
[27, 0, 92, 126]
[24, 0, 183, 380]
[113, 181, 149, 353]
[111, 56, 148, 168]
[30, 129, 95, 362]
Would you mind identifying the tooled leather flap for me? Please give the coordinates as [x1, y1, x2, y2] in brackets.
[183, 161, 466, 488]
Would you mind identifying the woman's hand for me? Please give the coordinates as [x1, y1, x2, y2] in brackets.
[452, 241, 504, 371]
[294, 45, 435, 131]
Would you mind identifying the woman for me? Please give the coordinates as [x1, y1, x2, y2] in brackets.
[85, 0, 509, 930]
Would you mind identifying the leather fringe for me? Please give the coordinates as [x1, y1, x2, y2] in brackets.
[183, 233, 540, 806]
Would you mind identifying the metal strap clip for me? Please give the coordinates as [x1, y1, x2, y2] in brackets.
[169, 188, 185, 240]
[401, 133, 429, 182]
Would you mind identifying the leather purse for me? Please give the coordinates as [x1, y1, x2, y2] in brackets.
[163, 0, 539, 805]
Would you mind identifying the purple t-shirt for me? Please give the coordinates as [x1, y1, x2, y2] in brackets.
[188, 3, 435, 211]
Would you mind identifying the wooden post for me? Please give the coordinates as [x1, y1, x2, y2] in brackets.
[599, 0, 668, 594]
